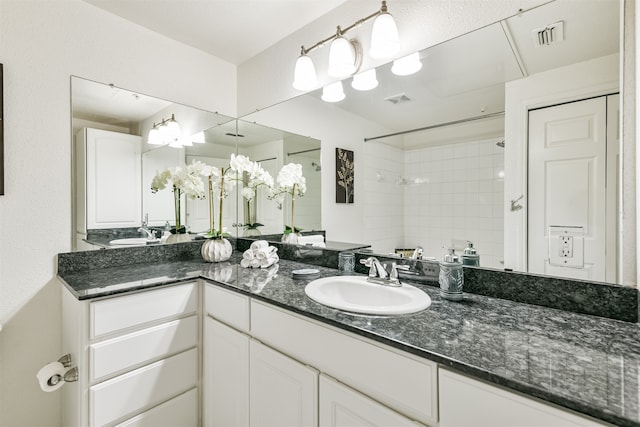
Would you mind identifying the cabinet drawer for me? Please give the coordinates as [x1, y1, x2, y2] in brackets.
[90, 283, 197, 339]
[115, 388, 198, 427]
[90, 348, 198, 427]
[90, 315, 198, 382]
[204, 283, 250, 332]
[251, 301, 438, 426]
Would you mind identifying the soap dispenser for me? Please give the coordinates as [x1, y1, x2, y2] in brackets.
[439, 248, 464, 301]
[462, 241, 480, 267]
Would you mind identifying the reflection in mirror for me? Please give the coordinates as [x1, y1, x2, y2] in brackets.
[241, 0, 623, 283]
[71, 76, 235, 250]
[235, 119, 322, 237]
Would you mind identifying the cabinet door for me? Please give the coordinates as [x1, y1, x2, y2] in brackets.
[439, 369, 607, 427]
[85, 128, 142, 229]
[319, 375, 424, 427]
[250, 340, 318, 427]
[203, 317, 250, 427]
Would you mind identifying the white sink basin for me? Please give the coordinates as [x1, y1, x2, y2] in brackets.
[109, 237, 159, 246]
[304, 275, 431, 315]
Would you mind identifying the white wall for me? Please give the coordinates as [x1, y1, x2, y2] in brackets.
[0, 1, 236, 425]
[244, 95, 391, 244]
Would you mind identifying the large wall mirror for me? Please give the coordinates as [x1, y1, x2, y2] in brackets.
[241, 0, 625, 284]
[71, 77, 324, 250]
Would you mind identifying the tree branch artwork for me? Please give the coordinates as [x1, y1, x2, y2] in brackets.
[336, 148, 354, 204]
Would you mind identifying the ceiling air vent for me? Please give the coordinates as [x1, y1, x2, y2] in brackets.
[532, 21, 564, 47]
[384, 93, 412, 105]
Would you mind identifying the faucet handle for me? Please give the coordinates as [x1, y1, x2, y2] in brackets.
[389, 262, 410, 279]
[360, 257, 379, 277]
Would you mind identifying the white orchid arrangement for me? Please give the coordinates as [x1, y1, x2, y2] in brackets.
[268, 163, 307, 234]
[151, 162, 206, 234]
[200, 154, 274, 238]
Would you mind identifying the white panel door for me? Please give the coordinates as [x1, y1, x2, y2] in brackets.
[528, 97, 608, 281]
[85, 128, 142, 229]
[250, 340, 318, 427]
[319, 375, 423, 427]
[186, 155, 238, 234]
[203, 317, 250, 427]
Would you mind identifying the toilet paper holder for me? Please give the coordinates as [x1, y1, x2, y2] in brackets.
[47, 354, 79, 386]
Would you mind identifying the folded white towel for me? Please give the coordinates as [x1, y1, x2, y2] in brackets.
[255, 246, 277, 259]
[250, 240, 269, 251]
[260, 254, 279, 268]
[304, 242, 326, 248]
[243, 249, 254, 260]
[240, 258, 251, 268]
[250, 258, 260, 268]
[297, 235, 325, 245]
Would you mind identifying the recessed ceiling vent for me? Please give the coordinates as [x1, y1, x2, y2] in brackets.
[532, 21, 564, 47]
[384, 93, 412, 105]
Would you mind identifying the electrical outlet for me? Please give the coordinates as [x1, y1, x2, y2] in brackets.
[559, 235, 573, 257]
[548, 226, 584, 268]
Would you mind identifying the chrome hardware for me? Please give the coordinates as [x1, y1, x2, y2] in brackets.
[359, 257, 405, 287]
[510, 195, 524, 212]
[57, 354, 72, 368]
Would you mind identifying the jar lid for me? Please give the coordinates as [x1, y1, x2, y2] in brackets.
[463, 241, 477, 255]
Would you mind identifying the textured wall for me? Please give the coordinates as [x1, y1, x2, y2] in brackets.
[0, 1, 236, 425]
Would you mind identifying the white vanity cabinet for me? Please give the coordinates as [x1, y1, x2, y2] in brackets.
[203, 283, 432, 427]
[62, 282, 199, 427]
[439, 369, 610, 427]
[75, 127, 142, 237]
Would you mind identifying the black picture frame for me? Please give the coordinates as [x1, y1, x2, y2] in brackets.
[335, 147, 354, 204]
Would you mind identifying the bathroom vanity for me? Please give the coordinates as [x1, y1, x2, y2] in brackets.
[57, 246, 639, 427]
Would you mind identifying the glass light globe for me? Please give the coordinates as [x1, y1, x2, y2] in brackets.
[321, 81, 345, 103]
[391, 52, 423, 76]
[165, 114, 181, 141]
[370, 12, 399, 59]
[328, 36, 357, 78]
[293, 54, 318, 91]
[351, 69, 378, 91]
[147, 126, 162, 145]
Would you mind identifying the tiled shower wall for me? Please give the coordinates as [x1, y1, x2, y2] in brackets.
[403, 137, 505, 268]
[364, 137, 505, 269]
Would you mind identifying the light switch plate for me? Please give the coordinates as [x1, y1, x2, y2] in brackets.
[548, 226, 584, 268]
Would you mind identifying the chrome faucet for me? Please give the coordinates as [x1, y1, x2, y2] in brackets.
[359, 257, 408, 287]
[138, 213, 156, 240]
[410, 246, 423, 260]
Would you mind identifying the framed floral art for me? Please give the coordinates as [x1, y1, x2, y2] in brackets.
[336, 147, 354, 204]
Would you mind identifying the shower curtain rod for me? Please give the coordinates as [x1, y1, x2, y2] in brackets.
[364, 111, 505, 143]
[287, 147, 321, 156]
[256, 156, 277, 163]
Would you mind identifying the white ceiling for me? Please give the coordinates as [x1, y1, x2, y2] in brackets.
[82, 0, 348, 65]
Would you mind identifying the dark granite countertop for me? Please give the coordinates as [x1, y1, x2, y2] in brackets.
[58, 255, 640, 427]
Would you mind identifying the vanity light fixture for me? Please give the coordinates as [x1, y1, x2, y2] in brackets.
[391, 52, 422, 76]
[146, 114, 182, 147]
[292, 1, 399, 90]
[321, 81, 346, 103]
[351, 69, 379, 91]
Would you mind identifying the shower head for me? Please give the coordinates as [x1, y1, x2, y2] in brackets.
[496, 140, 505, 148]
[311, 162, 321, 172]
